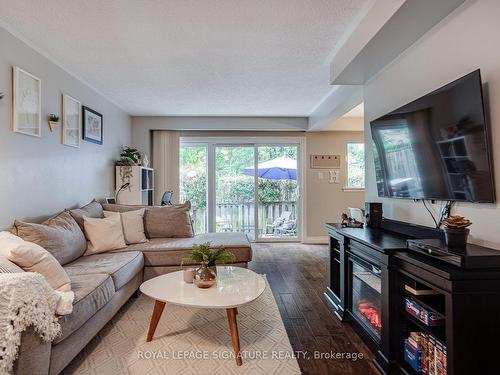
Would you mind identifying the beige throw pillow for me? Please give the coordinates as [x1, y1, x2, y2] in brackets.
[83, 215, 127, 255]
[14, 211, 87, 265]
[0, 231, 71, 292]
[104, 209, 147, 245]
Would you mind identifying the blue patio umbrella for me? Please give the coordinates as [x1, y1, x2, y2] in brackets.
[243, 156, 297, 180]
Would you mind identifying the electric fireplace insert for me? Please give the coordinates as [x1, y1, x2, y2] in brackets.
[349, 253, 382, 343]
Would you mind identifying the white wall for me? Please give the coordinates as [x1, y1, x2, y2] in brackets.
[364, 0, 500, 249]
[0, 27, 131, 228]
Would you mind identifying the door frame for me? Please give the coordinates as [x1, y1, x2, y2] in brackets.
[179, 136, 306, 242]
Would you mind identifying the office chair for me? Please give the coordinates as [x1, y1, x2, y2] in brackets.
[161, 191, 173, 206]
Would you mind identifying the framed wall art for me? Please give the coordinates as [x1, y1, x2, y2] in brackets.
[13, 66, 41, 137]
[82, 106, 103, 145]
[62, 94, 81, 148]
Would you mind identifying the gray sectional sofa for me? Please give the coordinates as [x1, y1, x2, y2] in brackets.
[11, 200, 252, 375]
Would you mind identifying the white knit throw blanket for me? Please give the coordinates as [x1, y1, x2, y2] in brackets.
[0, 273, 62, 374]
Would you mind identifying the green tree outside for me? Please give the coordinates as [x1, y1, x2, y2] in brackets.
[180, 145, 298, 208]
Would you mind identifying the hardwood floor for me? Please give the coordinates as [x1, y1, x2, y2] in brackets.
[249, 242, 379, 375]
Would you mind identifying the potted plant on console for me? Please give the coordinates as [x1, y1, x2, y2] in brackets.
[443, 215, 472, 250]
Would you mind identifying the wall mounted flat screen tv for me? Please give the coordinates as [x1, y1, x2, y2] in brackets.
[370, 70, 495, 202]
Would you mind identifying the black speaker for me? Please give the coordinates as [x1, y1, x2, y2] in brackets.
[365, 202, 383, 228]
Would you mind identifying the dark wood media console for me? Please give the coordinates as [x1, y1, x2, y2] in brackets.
[325, 219, 500, 375]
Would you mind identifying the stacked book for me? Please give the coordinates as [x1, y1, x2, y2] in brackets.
[405, 282, 439, 296]
[404, 331, 447, 374]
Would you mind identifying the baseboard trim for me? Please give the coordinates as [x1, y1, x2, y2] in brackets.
[302, 236, 328, 244]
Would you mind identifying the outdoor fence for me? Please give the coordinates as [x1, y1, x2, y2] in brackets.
[190, 201, 297, 236]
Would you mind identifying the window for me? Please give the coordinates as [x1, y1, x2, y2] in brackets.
[346, 143, 365, 189]
[179, 145, 208, 234]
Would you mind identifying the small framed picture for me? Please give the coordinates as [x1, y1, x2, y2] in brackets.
[62, 94, 81, 148]
[82, 106, 103, 145]
[13, 66, 41, 137]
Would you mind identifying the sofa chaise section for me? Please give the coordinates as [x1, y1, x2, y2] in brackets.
[122, 232, 252, 280]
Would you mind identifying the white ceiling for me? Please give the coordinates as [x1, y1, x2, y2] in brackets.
[0, 0, 367, 116]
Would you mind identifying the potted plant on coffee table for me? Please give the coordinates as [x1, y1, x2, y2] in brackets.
[442, 215, 472, 250]
[181, 242, 235, 288]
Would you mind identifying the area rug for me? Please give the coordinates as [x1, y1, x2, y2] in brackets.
[63, 278, 301, 374]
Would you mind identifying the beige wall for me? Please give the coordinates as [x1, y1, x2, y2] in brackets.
[305, 131, 365, 240]
[131, 117, 308, 159]
[364, 0, 500, 249]
[0, 27, 131, 229]
[322, 116, 364, 131]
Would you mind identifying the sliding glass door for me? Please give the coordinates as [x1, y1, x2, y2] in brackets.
[256, 145, 299, 240]
[179, 145, 208, 234]
[180, 138, 302, 241]
[215, 146, 255, 237]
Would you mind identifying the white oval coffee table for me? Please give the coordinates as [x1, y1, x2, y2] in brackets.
[140, 266, 266, 366]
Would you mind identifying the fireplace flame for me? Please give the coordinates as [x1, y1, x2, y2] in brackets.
[358, 300, 382, 333]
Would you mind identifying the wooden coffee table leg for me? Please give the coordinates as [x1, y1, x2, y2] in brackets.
[147, 300, 166, 342]
[226, 307, 242, 366]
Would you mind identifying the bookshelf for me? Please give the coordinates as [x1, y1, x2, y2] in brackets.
[393, 252, 500, 375]
[115, 166, 154, 205]
[398, 275, 447, 374]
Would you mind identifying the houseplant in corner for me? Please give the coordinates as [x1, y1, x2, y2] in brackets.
[182, 242, 235, 288]
[443, 215, 472, 250]
[116, 146, 141, 166]
[115, 146, 142, 189]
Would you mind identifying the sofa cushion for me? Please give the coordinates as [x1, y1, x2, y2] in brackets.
[121, 232, 252, 267]
[102, 202, 194, 238]
[101, 202, 148, 213]
[144, 202, 194, 238]
[54, 273, 114, 344]
[0, 231, 72, 292]
[68, 200, 104, 233]
[83, 215, 127, 255]
[104, 209, 148, 245]
[13, 211, 86, 265]
[64, 251, 144, 290]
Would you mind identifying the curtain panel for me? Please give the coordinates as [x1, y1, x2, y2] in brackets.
[152, 130, 180, 204]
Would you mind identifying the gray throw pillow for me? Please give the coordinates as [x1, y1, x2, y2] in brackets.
[101, 203, 147, 213]
[69, 200, 104, 232]
[14, 211, 87, 265]
[144, 201, 194, 238]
